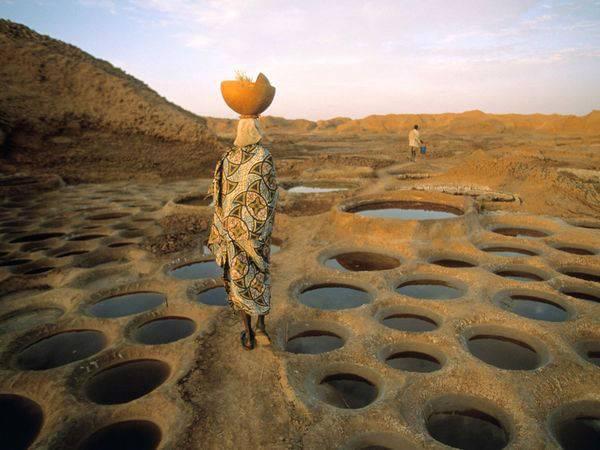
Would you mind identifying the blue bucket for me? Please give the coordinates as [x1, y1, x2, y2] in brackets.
[420, 146, 427, 154]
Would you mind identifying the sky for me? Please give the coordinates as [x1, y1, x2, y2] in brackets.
[1, 0, 599, 119]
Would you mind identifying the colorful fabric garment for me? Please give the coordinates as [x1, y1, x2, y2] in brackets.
[207, 143, 278, 315]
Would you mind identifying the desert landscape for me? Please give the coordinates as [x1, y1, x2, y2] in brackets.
[0, 18, 599, 450]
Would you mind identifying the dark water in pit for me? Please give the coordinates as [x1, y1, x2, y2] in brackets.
[196, 286, 229, 306]
[562, 290, 600, 304]
[349, 202, 461, 220]
[498, 295, 568, 322]
[176, 194, 212, 206]
[325, 252, 400, 271]
[68, 234, 106, 241]
[299, 285, 371, 310]
[317, 373, 378, 409]
[431, 259, 475, 268]
[87, 212, 130, 220]
[10, 232, 64, 243]
[481, 247, 537, 257]
[0, 394, 44, 450]
[88, 292, 165, 318]
[23, 266, 54, 275]
[85, 359, 170, 404]
[286, 330, 344, 354]
[386, 351, 441, 372]
[555, 246, 595, 256]
[396, 281, 462, 300]
[78, 420, 161, 450]
[16, 330, 107, 370]
[168, 260, 222, 279]
[562, 271, 600, 284]
[56, 250, 89, 258]
[492, 227, 548, 238]
[555, 416, 600, 450]
[381, 314, 438, 332]
[467, 335, 540, 370]
[0, 258, 31, 266]
[134, 317, 196, 344]
[108, 242, 135, 248]
[427, 409, 508, 450]
[494, 270, 543, 282]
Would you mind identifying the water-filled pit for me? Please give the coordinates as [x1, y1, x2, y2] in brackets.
[426, 408, 509, 450]
[480, 246, 537, 257]
[553, 415, 600, 450]
[560, 269, 600, 284]
[88, 292, 166, 318]
[298, 284, 371, 310]
[554, 245, 596, 256]
[15, 329, 107, 370]
[85, 359, 170, 404]
[175, 194, 213, 206]
[561, 288, 600, 304]
[316, 373, 378, 409]
[77, 420, 161, 450]
[285, 330, 344, 354]
[396, 280, 462, 300]
[68, 234, 106, 241]
[168, 260, 222, 280]
[0, 394, 43, 450]
[496, 294, 568, 322]
[195, 286, 228, 306]
[87, 212, 130, 221]
[324, 252, 400, 272]
[287, 184, 348, 194]
[347, 201, 462, 220]
[493, 270, 544, 282]
[431, 258, 476, 268]
[23, 265, 55, 275]
[385, 351, 441, 373]
[108, 242, 135, 248]
[56, 250, 89, 258]
[134, 317, 196, 345]
[491, 227, 548, 238]
[467, 335, 541, 370]
[10, 232, 65, 243]
[380, 313, 438, 332]
[0, 258, 31, 267]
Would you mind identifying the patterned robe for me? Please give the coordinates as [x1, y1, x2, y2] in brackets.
[207, 143, 278, 315]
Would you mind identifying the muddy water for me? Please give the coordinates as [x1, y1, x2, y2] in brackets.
[498, 295, 568, 322]
[78, 420, 161, 450]
[16, 330, 107, 370]
[467, 335, 540, 370]
[85, 359, 170, 404]
[481, 247, 537, 257]
[494, 270, 544, 282]
[168, 261, 222, 280]
[196, 286, 228, 306]
[10, 232, 64, 243]
[555, 416, 600, 450]
[350, 202, 460, 220]
[561, 270, 600, 283]
[427, 409, 508, 450]
[381, 314, 438, 332]
[299, 285, 371, 310]
[317, 374, 378, 409]
[0, 394, 43, 450]
[555, 246, 595, 255]
[431, 259, 475, 268]
[385, 351, 441, 372]
[325, 252, 400, 271]
[492, 227, 548, 238]
[88, 292, 166, 318]
[134, 318, 196, 345]
[285, 331, 344, 354]
[396, 281, 462, 300]
[562, 290, 600, 303]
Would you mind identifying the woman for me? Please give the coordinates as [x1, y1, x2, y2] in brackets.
[207, 117, 278, 350]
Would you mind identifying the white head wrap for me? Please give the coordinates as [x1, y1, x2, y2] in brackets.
[234, 118, 263, 147]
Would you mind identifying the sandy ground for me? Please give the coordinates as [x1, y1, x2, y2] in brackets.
[0, 133, 599, 450]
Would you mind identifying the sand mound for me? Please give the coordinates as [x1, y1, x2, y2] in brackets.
[0, 20, 222, 182]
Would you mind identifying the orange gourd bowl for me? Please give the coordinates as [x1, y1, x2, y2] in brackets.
[220, 73, 276, 116]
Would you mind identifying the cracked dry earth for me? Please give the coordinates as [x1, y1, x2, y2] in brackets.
[0, 172, 599, 450]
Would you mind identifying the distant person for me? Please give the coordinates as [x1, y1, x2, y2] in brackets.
[207, 118, 278, 350]
[408, 124, 424, 161]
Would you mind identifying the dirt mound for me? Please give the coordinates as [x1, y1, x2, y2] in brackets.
[0, 20, 222, 182]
